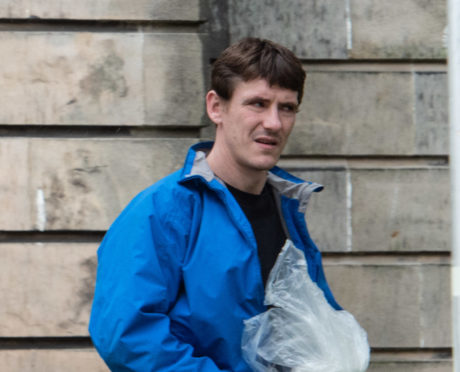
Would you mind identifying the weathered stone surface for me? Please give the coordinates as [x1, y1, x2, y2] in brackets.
[205, 0, 231, 58]
[324, 260, 451, 348]
[0, 32, 142, 125]
[228, 0, 348, 59]
[293, 168, 350, 252]
[350, 0, 447, 59]
[287, 71, 415, 155]
[143, 33, 206, 126]
[0, 0, 201, 21]
[415, 73, 449, 155]
[0, 243, 97, 336]
[0, 349, 108, 372]
[0, 138, 196, 231]
[0, 140, 30, 229]
[287, 70, 449, 156]
[351, 168, 450, 252]
[0, 32, 204, 126]
[288, 164, 450, 253]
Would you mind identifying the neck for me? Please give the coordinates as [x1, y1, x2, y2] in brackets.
[206, 147, 268, 195]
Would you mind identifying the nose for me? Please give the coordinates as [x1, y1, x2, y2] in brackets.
[263, 106, 282, 131]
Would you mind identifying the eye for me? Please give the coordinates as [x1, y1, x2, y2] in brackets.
[252, 100, 266, 108]
[280, 103, 298, 113]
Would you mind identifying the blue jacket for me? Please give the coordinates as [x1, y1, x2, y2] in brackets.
[89, 142, 340, 371]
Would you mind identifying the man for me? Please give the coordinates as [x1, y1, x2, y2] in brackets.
[89, 37, 340, 371]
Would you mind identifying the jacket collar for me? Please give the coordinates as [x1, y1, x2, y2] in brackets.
[182, 143, 215, 182]
[180, 142, 322, 212]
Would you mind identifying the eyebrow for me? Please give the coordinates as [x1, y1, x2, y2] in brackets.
[241, 96, 269, 105]
[242, 96, 298, 107]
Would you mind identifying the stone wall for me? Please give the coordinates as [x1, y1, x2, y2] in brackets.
[0, 1, 206, 370]
[0, 0, 450, 370]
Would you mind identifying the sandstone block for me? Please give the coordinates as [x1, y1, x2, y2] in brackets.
[0, 349, 108, 372]
[351, 168, 450, 252]
[0, 32, 143, 125]
[287, 70, 448, 156]
[289, 164, 450, 253]
[0, 138, 196, 231]
[294, 168, 350, 252]
[228, 0, 348, 59]
[0, 243, 97, 336]
[143, 33, 206, 126]
[415, 73, 449, 155]
[350, 0, 447, 59]
[286, 71, 415, 155]
[0, 32, 204, 126]
[0, 0, 201, 21]
[324, 260, 451, 348]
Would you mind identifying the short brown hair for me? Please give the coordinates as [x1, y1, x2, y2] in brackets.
[211, 38, 306, 104]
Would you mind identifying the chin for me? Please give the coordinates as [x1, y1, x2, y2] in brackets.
[251, 158, 279, 171]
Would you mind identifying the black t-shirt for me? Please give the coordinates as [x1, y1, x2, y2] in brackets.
[226, 182, 287, 286]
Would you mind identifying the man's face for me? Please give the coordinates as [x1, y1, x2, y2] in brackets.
[210, 78, 299, 174]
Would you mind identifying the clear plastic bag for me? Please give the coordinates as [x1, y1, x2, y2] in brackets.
[242, 240, 370, 372]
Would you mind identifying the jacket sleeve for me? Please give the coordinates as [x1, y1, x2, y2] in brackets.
[89, 191, 229, 372]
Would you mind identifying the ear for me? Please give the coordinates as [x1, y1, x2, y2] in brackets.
[206, 90, 225, 126]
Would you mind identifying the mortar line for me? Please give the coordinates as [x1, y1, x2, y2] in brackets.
[0, 231, 106, 243]
[279, 156, 448, 170]
[0, 19, 204, 33]
[0, 125, 202, 138]
[302, 62, 446, 72]
[0, 337, 94, 350]
[370, 347, 452, 362]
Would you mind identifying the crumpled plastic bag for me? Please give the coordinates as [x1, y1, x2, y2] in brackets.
[242, 240, 370, 372]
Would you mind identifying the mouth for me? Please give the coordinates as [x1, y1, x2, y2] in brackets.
[255, 136, 279, 147]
